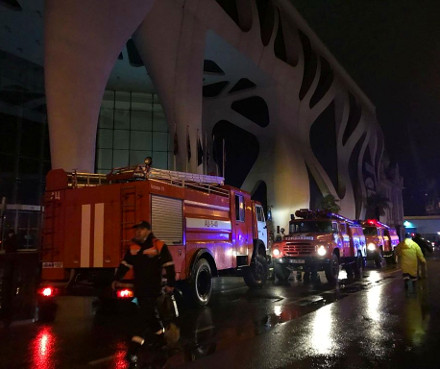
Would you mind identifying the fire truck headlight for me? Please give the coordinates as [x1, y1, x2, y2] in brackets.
[272, 248, 281, 258]
[367, 243, 376, 251]
[317, 246, 327, 256]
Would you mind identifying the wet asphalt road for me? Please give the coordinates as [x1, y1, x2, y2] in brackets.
[1, 254, 440, 369]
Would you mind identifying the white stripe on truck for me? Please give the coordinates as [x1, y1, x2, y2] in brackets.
[186, 217, 232, 231]
[93, 203, 104, 267]
[80, 204, 91, 267]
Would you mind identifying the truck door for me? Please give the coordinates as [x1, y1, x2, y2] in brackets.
[255, 204, 268, 249]
[332, 222, 342, 249]
[232, 192, 251, 261]
[338, 222, 351, 257]
[383, 229, 391, 252]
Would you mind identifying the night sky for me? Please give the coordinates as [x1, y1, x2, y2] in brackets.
[291, 0, 440, 215]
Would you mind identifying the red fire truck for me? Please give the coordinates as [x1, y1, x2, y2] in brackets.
[361, 219, 399, 267]
[39, 161, 268, 309]
[271, 209, 366, 283]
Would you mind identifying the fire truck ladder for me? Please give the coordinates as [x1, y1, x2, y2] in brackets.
[120, 186, 138, 257]
[108, 165, 229, 197]
[42, 195, 57, 263]
[147, 168, 229, 197]
[67, 171, 107, 188]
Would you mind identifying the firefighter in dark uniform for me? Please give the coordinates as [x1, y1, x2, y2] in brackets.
[112, 220, 175, 368]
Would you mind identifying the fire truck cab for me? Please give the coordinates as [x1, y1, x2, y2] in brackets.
[40, 162, 268, 309]
[271, 209, 366, 283]
[362, 219, 400, 267]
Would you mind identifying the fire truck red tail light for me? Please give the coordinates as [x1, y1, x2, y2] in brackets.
[38, 287, 55, 297]
[117, 289, 134, 299]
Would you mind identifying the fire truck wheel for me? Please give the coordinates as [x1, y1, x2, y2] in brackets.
[386, 251, 398, 265]
[374, 253, 383, 268]
[190, 258, 212, 307]
[324, 253, 339, 283]
[273, 264, 290, 285]
[243, 253, 268, 288]
[354, 253, 363, 279]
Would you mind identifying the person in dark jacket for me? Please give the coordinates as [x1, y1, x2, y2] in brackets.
[112, 220, 175, 368]
[412, 234, 433, 257]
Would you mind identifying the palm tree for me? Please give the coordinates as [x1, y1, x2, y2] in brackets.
[320, 194, 341, 214]
[366, 193, 390, 219]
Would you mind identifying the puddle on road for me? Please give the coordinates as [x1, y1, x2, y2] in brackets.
[170, 267, 401, 366]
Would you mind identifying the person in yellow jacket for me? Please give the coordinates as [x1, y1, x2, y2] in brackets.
[395, 233, 426, 293]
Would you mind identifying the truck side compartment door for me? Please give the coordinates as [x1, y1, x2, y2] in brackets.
[232, 192, 251, 263]
[255, 205, 267, 249]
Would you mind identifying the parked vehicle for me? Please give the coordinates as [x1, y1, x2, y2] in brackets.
[271, 209, 366, 283]
[39, 160, 268, 314]
[361, 219, 399, 267]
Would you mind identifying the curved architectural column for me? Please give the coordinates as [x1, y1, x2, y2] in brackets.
[133, 0, 205, 173]
[45, 0, 155, 171]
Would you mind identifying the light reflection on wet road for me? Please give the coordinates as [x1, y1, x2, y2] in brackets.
[2, 255, 440, 369]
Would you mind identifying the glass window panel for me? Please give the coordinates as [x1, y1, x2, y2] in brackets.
[16, 178, 40, 205]
[130, 150, 152, 166]
[101, 90, 115, 108]
[97, 129, 113, 149]
[20, 121, 41, 158]
[152, 151, 168, 169]
[0, 118, 17, 154]
[131, 131, 152, 151]
[113, 149, 129, 168]
[96, 148, 112, 169]
[19, 158, 40, 174]
[153, 106, 168, 132]
[99, 108, 114, 129]
[114, 109, 130, 130]
[43, 126, 51, 161]
[131, 110, 151, 131]
[153, 132, 168, 151]
[131, 92, 151, 111]
[113, 130, 129, 150]
[0, 175, 14, 199]
[115, 91, 130, 109]
[0, 154, 15, 173]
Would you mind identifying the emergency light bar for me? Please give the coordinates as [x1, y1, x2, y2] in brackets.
[365, 219, 390, 229]
[294, 209, 358, 224]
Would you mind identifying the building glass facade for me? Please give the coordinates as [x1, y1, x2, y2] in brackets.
[95, 90, 170, 173]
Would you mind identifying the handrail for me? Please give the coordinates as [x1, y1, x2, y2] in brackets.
[63, 165, 229, 197]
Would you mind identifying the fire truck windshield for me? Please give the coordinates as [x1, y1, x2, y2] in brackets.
[289, 221, 332, 234]
[362, 227, 378, 236]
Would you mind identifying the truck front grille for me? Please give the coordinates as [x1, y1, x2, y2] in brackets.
[284, 242, 315, 256]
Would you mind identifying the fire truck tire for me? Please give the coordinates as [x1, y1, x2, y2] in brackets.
[354, 252, 363, 279]
[324, 253, 339, 283]
[243, 252, 268, 288]
[273, 264, 290, 284]
[190, 258, 212, 307]
[386, 251, 398, 265]
[374, 253, 383, 268]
